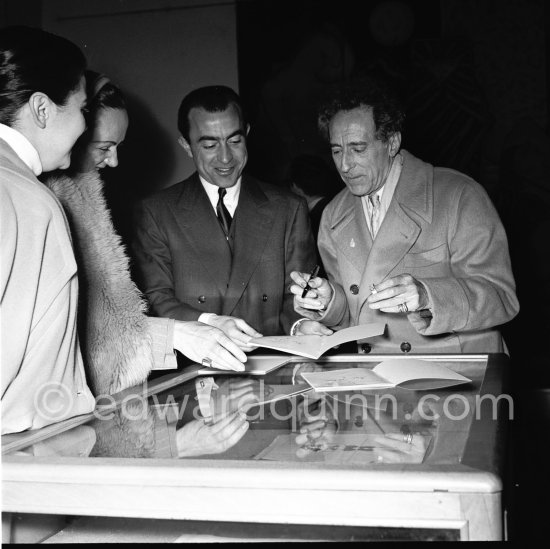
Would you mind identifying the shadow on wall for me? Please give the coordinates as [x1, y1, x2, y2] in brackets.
[103, 91, 176, 247]
[246, 24, 355, 186]
[241, 1, 493, 186]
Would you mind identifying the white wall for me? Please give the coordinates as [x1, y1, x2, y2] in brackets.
[42, 0, 238, 190]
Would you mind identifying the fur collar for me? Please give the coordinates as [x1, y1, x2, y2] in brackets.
[46, 171, 153, 395]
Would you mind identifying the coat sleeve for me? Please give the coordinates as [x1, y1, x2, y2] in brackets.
[315, 206, 353, 329]
[132, 199, 204, 321]
[280, 197, 318, 333]
[106, 318, 177, 395]
[409, 181, 519, 335]
[145, 317, 177, 370]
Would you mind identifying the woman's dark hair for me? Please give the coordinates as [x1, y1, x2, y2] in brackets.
[177, 85, 246, 141]
[84, 70, 126, 126]
[0, 26, 86, 126]
[318, 75, 405, 143]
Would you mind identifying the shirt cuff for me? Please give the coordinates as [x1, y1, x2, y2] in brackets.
[199, 312, 218, 325]
[290, 317, 308, 335]
[148, 317, 177, 370]
[195, 376, 219, 424]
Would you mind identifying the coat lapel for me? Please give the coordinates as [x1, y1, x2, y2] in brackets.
[172, 174, 232, 295]
[362, 199, 420, 286]
[330, 195, 373, 276]
[360, 150, 433, 305]
[223, 177, 275, 315]
[326, 196, 372, 322]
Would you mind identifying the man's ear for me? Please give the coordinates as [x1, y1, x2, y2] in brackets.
[388, 132, 402, 157]
[177, 135, 193, 158]
[28, 92, 52, 130]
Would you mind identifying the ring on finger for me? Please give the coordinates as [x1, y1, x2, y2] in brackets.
[398, 302, 409, 313]
[403, 432, 414, 444]
[201, 357, 213, 367]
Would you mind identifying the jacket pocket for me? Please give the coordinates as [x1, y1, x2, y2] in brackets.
[404, 243, 447, 268]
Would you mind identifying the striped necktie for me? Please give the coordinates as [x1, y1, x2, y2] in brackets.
[369, 193, 381, 238]
[216, 187, 232, 238]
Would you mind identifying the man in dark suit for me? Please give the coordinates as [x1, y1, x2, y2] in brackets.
[132, 86, 316, 344]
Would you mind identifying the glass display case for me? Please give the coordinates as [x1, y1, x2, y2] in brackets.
[2, 353, 511, 541]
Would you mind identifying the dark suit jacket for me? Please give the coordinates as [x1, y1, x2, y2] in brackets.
[132, 173, 316, 335]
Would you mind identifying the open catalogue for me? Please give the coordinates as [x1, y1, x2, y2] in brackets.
[249, 323, 386, 359]
[300, 358, 472, 392]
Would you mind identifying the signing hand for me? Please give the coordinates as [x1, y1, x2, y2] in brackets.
[173, 321, 246, 371]
[367, 274, 429, 313]
[203, 314, 263, 351]
[295, 320, 333, 336]
[290, 271, 333, 318]
[176, 411, 249, 457]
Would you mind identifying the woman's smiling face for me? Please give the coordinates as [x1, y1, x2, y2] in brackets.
[80, 107, 128, 172]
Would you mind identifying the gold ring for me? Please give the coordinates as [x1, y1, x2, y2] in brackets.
[403, 432, 413, 444]
[201, 357, 212, 367]
[398, 302, 409, 313]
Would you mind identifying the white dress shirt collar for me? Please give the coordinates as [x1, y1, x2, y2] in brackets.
[199, 175, 241, 217]
[0, 123, 42, 176]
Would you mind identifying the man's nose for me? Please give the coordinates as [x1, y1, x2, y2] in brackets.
[105, 149, 118, 168]
[218, 143, 233, 164]
[340, 150, 354, 173]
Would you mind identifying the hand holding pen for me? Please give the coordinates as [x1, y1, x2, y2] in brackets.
[289, 268, 333, 316]
[301, 264, 320, 298]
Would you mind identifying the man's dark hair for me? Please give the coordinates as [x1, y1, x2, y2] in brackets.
[177, 85, 246, 141]
[0, 26, 86, 126]
[317, 76, 405, 143]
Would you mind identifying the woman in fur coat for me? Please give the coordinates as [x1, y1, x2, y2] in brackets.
[45, 73, 252, 405]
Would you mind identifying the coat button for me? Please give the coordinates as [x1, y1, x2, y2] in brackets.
[400, 342, 412, 353]
[350, 284, 359, 295]
[360, 343, 371, 354]
[197, 295, 206, 304]
[262, 294, 268, 302]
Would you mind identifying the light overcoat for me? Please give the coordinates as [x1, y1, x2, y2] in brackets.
[318, 150, 519, 353]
